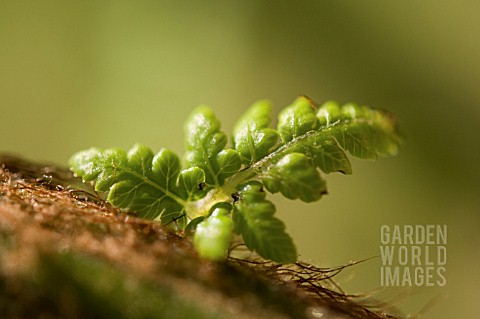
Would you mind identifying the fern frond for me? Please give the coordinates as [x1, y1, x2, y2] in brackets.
[69, 96, 401, 263]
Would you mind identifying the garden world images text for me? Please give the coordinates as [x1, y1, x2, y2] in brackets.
[380, 225, 447, 287]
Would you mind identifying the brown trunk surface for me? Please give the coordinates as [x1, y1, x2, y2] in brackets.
[0, 155, 400, 319]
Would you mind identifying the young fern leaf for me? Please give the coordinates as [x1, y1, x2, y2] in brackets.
[69, 96, 401, 264]
[232, 100, 281, 165]
[184, 105, 241, 186]
[193, 203, 234, 261]
[316, 101, 400, 159]
[262, 153, 327, 202]
[232, 96, 401, 201]
[69, 144, 205, 228]
[274, 98, 353, 174]
[233, 182, 297, 264]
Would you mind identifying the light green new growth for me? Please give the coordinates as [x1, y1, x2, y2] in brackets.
[69, 97, 401, 263]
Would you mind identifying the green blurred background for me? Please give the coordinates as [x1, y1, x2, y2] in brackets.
[1, 1, 479, 317]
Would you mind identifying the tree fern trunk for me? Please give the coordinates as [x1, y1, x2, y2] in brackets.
[0, 155, 400, 319]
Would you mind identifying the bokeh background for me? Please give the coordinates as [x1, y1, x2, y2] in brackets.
[1, 1, 479, 317]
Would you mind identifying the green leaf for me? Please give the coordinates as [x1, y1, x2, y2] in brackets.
[69, 144, 196, 227]
[68, 147, 127, 192]
[317, 101, 401, 159]
[284, 135, 353, 175]
[215, 149, 242, 183]
[184, 105, 241, 186]
[262, 153, 327, 202]
[277, 96, 319, 143]
[177, 167, 206, 200]
[316, 100, 342, 127]
[70, 96, 401, 263]
[193, 203, 234, 261]
[233, 182, 297, 263]
[232, 100, 281, 165]
[252, 99, 401, 201]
